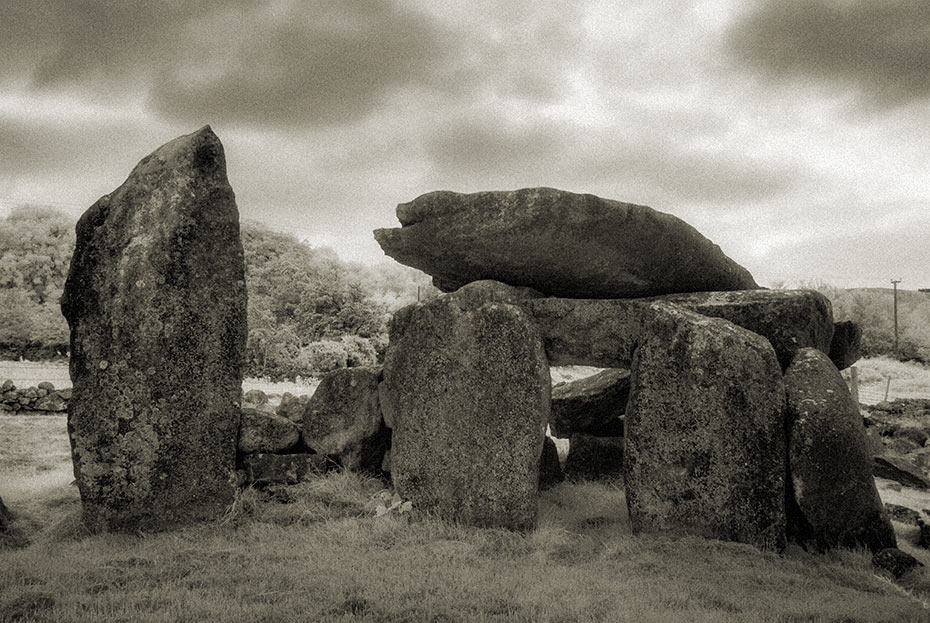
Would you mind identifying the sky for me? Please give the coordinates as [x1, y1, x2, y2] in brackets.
[0, 0, 927, 289]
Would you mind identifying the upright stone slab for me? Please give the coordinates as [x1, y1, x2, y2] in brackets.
[784, 348, 896, 552]
[60, 127, 246, 532]
[624, 303, 787, 550]
[381, 295, 550, 530]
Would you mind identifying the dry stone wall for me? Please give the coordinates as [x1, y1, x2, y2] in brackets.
[0, 381, 69, 413]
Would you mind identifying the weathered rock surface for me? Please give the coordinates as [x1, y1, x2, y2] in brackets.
[240, 453, 326, 485]
[60, 126, 247, 532]
[539, 436, 564, 490]
[374, 188, 758, 298]
[550, 369, 629, 438]
[444, 281, 832, 374]
[564, 434, 625, 481]
[624, 303, 787, 550]
[526, 297, 645, 368]
[873, 456, 930, 490]
[651, 290, 834, 370]
[302, 366, 389, 473]
[381, 295, 550, 530]
[242, 389, 269, 407]
[829, 320, 862, 370]
[784, 348, 896, 552]
[873, 547, 923, 579]
[238, 409, 300, 454]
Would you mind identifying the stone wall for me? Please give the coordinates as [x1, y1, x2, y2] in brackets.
[0, 381, 69, 413]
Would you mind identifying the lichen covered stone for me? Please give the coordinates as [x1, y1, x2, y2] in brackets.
[61, 126, 246, 532]
[624, 303, 787, 550]
[381, 295, 550, 530]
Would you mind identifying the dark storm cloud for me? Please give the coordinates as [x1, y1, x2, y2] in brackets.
[0, 0, 454, 127]
[0, 113, 164, 179]
[149, 1, 454, 127]
[727, 0, 930, 106]
[424, 109, 807, 207]
[0, 1, 240, 90]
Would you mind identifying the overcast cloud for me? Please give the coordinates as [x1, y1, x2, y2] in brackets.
[0, 0, 927, 289]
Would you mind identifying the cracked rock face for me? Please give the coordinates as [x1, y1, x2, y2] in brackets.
[374, 187, 758, 298]
[61, 126, 247, 532]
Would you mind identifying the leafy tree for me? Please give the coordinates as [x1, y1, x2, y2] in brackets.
[0, 206, 73, 358]
[240, 221, 388, 379]
[0, 206, 74, 305]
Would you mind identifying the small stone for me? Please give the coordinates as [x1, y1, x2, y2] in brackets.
[918, 522, 930, 550]
[0, 494, 12, 532]
[884, 503, 921, 526]
[238, 408, 300, 453]
[1, 379, 14, 392]
[242, 389, 269, 406]
[37, 381, 55, 391]
[872, 547, 923, 579]
[873, 456, 930, 490]
[276, 392, 310, 424]
[33, 394, 68, 412]
[301, 367, 388, 474]
[549, 369, 629, 438]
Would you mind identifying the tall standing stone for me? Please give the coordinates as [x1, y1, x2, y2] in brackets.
[624, 303, 787, 550]
[381, 295, 550, 530]
[784, 348, 896, 552]
[61, 126, 247, 532]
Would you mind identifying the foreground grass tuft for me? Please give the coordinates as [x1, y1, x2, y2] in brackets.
[3, 470, 930, 622]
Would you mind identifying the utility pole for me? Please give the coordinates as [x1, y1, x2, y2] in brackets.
[891, 279, 901, 353]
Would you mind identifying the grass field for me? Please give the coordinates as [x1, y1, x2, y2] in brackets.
[3, 358, 930, 620]
[4, 415, 930, 621]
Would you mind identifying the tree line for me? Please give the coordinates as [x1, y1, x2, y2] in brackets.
[0, 205, 435, 379]
[3, 206, 927, 374]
